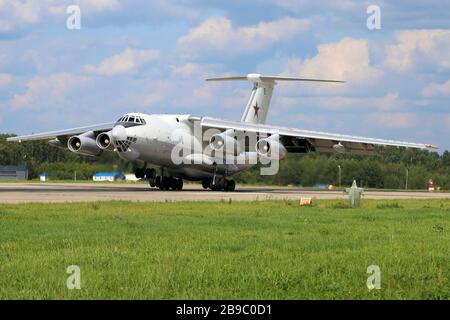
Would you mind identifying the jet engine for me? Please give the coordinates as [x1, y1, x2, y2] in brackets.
[96, 131, 114, 150]
[68, 131, 102, 156]
[255, 134, 287, 160]
[332, 142, 346, 153]
[209, 129, 242, 154]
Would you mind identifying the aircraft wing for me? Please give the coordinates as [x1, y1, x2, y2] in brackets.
[6, 122, 115, 142]
[198, 117, 437, 154]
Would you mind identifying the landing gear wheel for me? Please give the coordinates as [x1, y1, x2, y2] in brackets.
[170, 178, 178, 191]
[135, 168, 145, 179]
[209, 180, 218, 191]
[149, 179, 156, 188]
[161, 177, 171, 190]
[226, 180, 236, 192]
[176, 179, 183, 191]
[145, 168, 156, 180]
[155, 176, 162, 189]
[202, 179, 210, 189]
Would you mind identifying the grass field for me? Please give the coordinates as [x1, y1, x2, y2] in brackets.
[0, 199, 448, 300]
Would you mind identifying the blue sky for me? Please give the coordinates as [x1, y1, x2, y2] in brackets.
[1, 1, 449, 150]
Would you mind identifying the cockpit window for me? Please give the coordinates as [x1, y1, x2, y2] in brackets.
[117, 115, 146, 125]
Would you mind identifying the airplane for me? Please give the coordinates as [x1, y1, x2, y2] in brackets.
[7, 73, 437, 191]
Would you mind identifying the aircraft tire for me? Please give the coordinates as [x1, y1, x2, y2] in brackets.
[155, 176, 161, 188]
[176, 179, 183, 191]
[226, 180, 236, 192]
[135, 168, 145, 179]
[162, 177, 171, 190]
[145, 168, 156, 180]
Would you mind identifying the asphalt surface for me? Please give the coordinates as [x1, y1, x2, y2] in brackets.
[0, 182, 449, 203]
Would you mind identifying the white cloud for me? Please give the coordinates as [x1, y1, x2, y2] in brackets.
[367, 112, 418, 129]
[0, 0, 121, 35]
[277, 92, 401, 111]
[82, 0, 120, 12]
[0, 73, 12, 87]
[119, 80, 175, 109]
[48, 0, 120, 15]
[10, 73, 89, 110]
[385, 29, 450, 72]
[275, 0, 362, 12]
[422, 80, 450, 97]
[170, 63, 202, 77]
[282, 38, 382, 84]
[0, 0, 40, 33]
[84, 48, 160, 76]
[169, 63, 225, 79]
[177, 17, 311, 57]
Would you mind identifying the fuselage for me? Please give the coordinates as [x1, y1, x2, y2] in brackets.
[113, 113, 254, 180]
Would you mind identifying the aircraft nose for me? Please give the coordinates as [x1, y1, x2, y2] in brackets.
[112, 125, 127, 141]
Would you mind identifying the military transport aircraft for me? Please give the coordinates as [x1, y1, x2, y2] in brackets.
[7, 74, 437, 191]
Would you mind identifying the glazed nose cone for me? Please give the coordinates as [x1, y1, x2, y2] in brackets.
[112, 125, 127, 141]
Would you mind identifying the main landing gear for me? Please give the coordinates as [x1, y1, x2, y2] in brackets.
[154, 176, 183, 191]
[201, 178, 236, 192]
[134, 167, 183, 191]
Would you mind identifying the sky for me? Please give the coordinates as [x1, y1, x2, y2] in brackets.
[0, 1, 450, 150]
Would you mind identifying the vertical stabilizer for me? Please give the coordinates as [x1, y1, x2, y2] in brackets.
[240, 75, 274, 124]
[206, 73, 344, 125]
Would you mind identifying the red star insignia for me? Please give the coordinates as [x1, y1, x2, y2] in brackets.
[253, 102, 260, 118]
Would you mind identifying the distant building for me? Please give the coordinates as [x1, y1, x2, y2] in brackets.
[0, 165, 28, 180]
[313, 183, 330, 189]
[92, 172, 125, 182]
[124, 173, 139, 182]
[39, 173, 48, 182]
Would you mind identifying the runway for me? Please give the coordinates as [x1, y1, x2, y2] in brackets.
[1, 182, 450, 203]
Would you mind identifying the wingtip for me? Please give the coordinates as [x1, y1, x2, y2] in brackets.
[425, 144, 438, 149]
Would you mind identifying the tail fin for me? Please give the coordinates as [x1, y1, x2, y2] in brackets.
[206, 74, 344, 124]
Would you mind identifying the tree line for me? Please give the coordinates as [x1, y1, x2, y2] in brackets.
[1, 134, 449, 189]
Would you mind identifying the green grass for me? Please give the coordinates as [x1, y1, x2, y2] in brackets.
[0, 200, 448, 300]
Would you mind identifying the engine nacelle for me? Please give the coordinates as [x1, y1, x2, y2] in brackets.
[68, 131, 102, 156]
[209, 129, 242, 154]
[255, 134, 287, 160]
[48, 138, 67, 150]
[96, 131, 114, 150]
[332, 142, 346, 153]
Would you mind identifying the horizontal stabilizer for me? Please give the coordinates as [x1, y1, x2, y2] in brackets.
[206, 73, 344, 84]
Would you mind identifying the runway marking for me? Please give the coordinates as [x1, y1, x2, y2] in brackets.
[1, 182, 449, 203]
